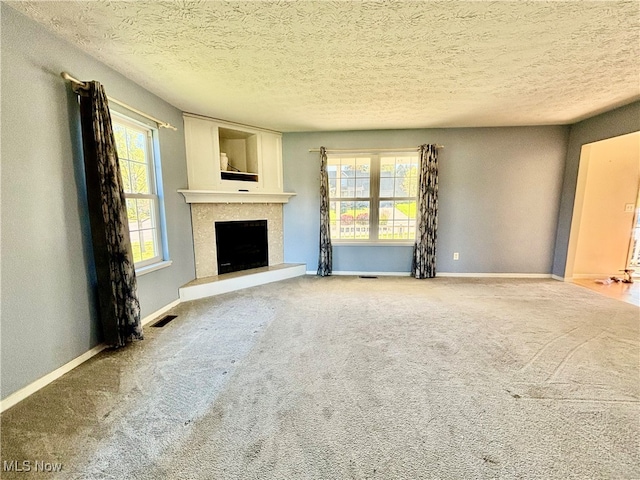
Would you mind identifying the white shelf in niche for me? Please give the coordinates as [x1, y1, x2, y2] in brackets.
[178, 189, 296, 204]
[220, 171, 259, 182]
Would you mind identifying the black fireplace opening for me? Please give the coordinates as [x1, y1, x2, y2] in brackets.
[215, 220, 268, 275]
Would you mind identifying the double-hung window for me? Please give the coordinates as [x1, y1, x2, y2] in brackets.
[112, 113, 165, 269]
[328, 152, 419, 242]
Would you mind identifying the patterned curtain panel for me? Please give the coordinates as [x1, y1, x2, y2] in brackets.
[317, 146, 333, 276]
[412, 144, 439, 279]
[74, 81, 143, 347]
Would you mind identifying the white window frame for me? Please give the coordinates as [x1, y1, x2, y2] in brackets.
[328, 151, 419, 245]
[111, 111, 169, 272]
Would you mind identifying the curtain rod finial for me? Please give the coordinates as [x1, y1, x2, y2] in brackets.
[61, 71, 76, 82]
[61, 71, 88, 89]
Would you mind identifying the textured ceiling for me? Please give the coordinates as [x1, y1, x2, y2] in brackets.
[7, 1, 640, 132]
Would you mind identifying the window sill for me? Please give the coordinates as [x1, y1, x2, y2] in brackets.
[332, 242, 414, 247]
[136, 260, 173, 276]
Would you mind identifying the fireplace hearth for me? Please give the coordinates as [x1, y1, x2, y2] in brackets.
[215, 220, 268, 274]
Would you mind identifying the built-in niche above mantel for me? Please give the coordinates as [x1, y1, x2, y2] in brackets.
[182, 113, 290, 194]
[178, 189, 296, 204]
[180, 113, 295, 204]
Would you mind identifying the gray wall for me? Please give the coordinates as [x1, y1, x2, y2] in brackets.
[1, 5, 195, 400]
[283, 127, 568, 274]
[552, 101, 640, 278]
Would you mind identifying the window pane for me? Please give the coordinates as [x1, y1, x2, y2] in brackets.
[136, 199, 155, 230]
[328, 165, 337, 197]
[395, 178, 410, 196]
[329, 201, 339, 238]
[395, 200, 417, 221]
[127, 129, 147, 163]
[328, 179, 337, 197]
[379, 156, 420, 200]
[355, 158, 370, 177]
[113, 124, 128, 159]
[395, 157, 413, 176]
[379, 200, 417, 240]
[129, 230, 142, 263]
[379, 200, 393, 239]
[120, 160, 132, 193]
[339, 201, 355, 240]
[329, 201, 370, 240]
[380, 177, 394, 197]
[139, 229, 158, 261]
[405, 158, 419, 197]
[340, 178, 356, 197]
[130, 162, 150, 194]
[340, 158, 355, 176]
[340, 201, 355, 225]
[380, 157, 394, 177]
[329, 156, 371, 201]
[126, 198, 139, 230]
[355, 177, 370, 197]
[393, 221, 411, 240]
[354, 201, 370, 239]
[408, 175, 417, 197]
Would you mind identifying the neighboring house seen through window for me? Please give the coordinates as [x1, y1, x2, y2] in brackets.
[112, 112, 165, 269]
[327, 153, 419, 242]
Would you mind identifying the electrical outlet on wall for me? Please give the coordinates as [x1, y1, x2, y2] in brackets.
[625, 203, 635, 213]
[453, 252, 459, 260]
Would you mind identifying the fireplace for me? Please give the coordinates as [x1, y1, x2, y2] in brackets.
[190, 203, 283, 278]
[215, 220, 268, 274]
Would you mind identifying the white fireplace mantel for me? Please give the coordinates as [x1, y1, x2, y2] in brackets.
[178, 189, 296, 204]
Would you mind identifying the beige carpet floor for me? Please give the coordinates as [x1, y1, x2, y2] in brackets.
[1, 276, 638, 479]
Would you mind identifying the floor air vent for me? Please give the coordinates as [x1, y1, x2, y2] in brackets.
[150, 315, 178, 328]
[359, 275, 378, 279]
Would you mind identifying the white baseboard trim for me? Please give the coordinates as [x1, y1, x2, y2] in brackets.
[305, 271, 553, 279]
[0, 299, 183, 413]
[180, 264, 307, 301]
[551, 274, 566, 281]
[0, 343, 107, 413]
[436, 273, 553, 278]
[307, 270, 412, 276]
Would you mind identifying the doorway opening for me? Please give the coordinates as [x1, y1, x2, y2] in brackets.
[626, 188, 640, 272]
[565, 131, 640, 306]
[565, 131, 640, 280]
